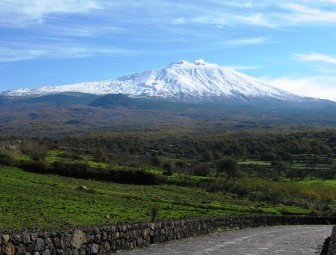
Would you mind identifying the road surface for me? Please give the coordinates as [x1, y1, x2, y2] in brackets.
[123, 225, 331, 255]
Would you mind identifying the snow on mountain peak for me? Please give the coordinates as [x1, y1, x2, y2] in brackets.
[168, 59, 214, 68]
[194, 59, 206, 65]
[1, 59, 303, 102]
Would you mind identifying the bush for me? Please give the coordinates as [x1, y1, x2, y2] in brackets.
[20, 160, 50, 173]
[203, 180, 235, 193]
[0, 153, 14, 166]
[20, 160, 164, 185]
[217, 157, 239, 179]
[108, 169, 164, 185]
[21, 141, 48, 161]
[151, 156, 161, 167]
[162, 162, 173, 175]
[231, 185, 249, 197]
[191, 163, 210, 177]
[248, 191, 280, 204]
[52, 161, 90, 178]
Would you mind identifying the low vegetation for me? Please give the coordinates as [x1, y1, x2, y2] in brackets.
[0, 166, 301, 230]
[1, 129, 336, 230]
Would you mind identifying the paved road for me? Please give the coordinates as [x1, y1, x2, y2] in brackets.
[123, 225, 331, 255]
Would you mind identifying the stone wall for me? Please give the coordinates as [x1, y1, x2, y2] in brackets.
[1, 215, 335, 255]
[328, 226, 336, 255]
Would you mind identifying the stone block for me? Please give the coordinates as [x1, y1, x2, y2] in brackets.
[90, 244, 99, 255]
[70, 230, 87, 250]
[113, 232, 119, 240]
[92, 228, 99, 235]
[42, 249, 51, 255]
[142, 229, 149, 239]
[30, 234, 38, 242]
[53, 238, 61, 249]
[35, 238, 46, 252]
[60, 238, 65, 250]
[79, 248, 85, 255]
[101, 232, 107, 241]
[103, 241, 110, 252]
[55, 249, 64, 255]
[11, 234, 21, 244]
[22, 233, 31, 244]
[4, 242, 15, 255]
[45, 238, 54, 249]
[2, 235, 10, 243]
[93, 234, 100, 243]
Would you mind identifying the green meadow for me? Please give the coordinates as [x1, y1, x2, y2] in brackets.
[0, 166, 329, 230]
[1, 130, 336, 230]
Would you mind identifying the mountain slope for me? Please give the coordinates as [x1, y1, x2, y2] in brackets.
[1, 59, 306, 103]
[117, 59, 301, 101]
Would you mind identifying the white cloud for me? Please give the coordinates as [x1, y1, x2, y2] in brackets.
[2, 0, 336, 64]
[227, 65, 260, 71]
[172, 17, 186, 25]
[191, 1, 336, 27]
[166, 1, 336, 28]
[0, 42, 142, 62]
[2, 0, 336, 29]
[295, 53, 336, 64]
[228, 37, 269, 46]
[0, 0, 102, 27]
[283, 3, 336, 24]
[190, 13, 273, 27]
[264, 76, 336, 101]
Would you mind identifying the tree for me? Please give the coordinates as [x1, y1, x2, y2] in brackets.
[203, 150, 213, 162]
[217, 157, 239, 179]
[21, 140, 48, 161]
[162, 162, 173, 176]
[151, 155, 161, 167]
[191, 163, 210, 177]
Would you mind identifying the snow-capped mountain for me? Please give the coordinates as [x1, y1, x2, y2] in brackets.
[1, 59, 304, 102]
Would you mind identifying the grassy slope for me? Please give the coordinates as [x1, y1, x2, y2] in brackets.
[0, 167, 311, 230]
[299, 179, 336, 187]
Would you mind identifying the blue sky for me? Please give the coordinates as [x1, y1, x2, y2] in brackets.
[1, 0, 336, 100]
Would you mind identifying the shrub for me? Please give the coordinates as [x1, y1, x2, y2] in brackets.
[231, 185, 249, 197]
[162, 162, 173, 175]
[203, 180, 234, 193]
[20, 141, 48, 161]
[20, 160, 164, 185]
[0, 153, 14, 166]
[217, 157, 239, 179]
[191, 163, 210, 177]
[151, 156, 161, 167]
[248, 191, 279, 204]
[20, 160, 50, 174]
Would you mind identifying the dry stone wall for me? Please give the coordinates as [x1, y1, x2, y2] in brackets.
[328, 226, 336, 255]
[1, 215, 335, 255]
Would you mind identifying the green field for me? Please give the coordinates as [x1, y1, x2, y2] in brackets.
[0, 166, 315, 230]
[299, 179, 336, 187]
[2, 129, 336, 231]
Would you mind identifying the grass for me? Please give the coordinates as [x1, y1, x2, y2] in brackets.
[0, 166, 314, 231]
[239, 177, 336, 201]
[298, 179, 336, 188]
